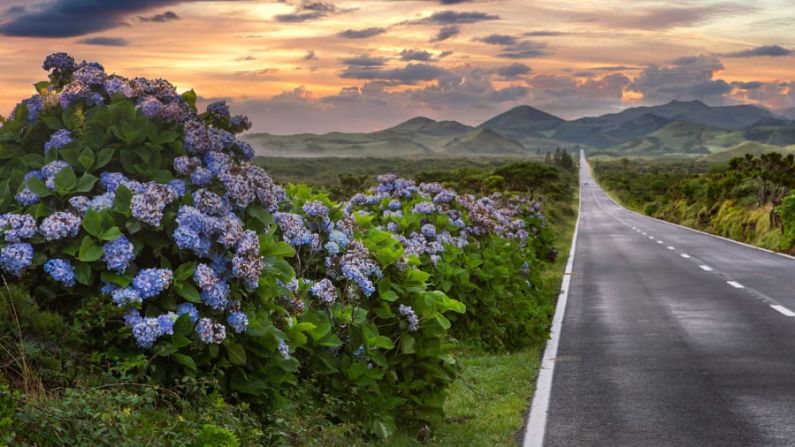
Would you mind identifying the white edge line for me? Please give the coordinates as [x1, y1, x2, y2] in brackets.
[523, 155, 583, 447]
[594, 176, 795, 262]
[700, 264, 713, 271]
[770, 304, 795, 317]
[727, 281, 744, 289]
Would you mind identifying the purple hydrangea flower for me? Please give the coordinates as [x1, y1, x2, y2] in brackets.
[196, 318, 226, 344]
[0, 213, 37, 242]
[103, 235, 135, 273]
[39, 211, 81, 241]
[399, 304, 419, 331]
[310, 278, 337, 305]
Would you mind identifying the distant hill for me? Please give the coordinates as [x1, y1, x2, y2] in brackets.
[442, 128, 527, 155]
[243, 100, 795, 158]
[700, 141, 795, 163]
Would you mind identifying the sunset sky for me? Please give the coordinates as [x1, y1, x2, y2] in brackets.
[0, 0, 794, 133]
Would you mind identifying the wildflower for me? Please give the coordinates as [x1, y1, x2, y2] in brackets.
[421, 223, 437, 240]
[123, 309, 143, 327]
[157, 312, 178, 335]
[207, 101, 230, 119]
[412, 202, 435, 214]
[44, 258, 76, 287]
[278, 340, 290, 359]
[137, 96, 163, 118]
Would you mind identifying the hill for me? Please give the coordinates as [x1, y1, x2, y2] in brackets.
[243, 100, 795, 158]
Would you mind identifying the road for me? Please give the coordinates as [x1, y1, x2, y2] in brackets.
[542, 154, 795, 446]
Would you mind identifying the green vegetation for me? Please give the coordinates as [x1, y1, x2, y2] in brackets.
[593, 153, 795, 253]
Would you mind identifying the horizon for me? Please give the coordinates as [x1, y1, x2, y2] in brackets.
[1, 0, 794, 133]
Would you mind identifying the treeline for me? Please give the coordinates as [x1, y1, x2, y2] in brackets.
[593, 153, 795, 252]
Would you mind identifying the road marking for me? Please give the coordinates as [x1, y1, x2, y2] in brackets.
[699, 265, 713, 271]
[667, 246, 675, 250]
[642, 232, 647, 235]
[681, 253, 691, 258]
[524, 160, 583, 447]
[727, 281, 744, 289]
[656, 240, 663, 244]
[770, 305, 795, 317]
[648, 236, 654, 240]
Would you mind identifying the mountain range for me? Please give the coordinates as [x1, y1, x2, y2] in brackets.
[243, 100, 795, 159]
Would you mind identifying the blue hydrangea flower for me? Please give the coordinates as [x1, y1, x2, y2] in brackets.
[43, 129, 73, 155]
[278, 340, 290, 359]
[132, 268, 173, 299]
[190, 167, 213, 186]
[15, 188, 39, 206]
[421, 223, 437, 239]
[123, 309, 143, 327]
[310, 278, 337, 305]
[399, 304, 420, 331]
[104, 77, 134, 98]
[39, 211, 82, 241]
[103, 235, 135, 273]
[0, 213, 37, 242]
[73, 65, 105, 85]
[137, 96, 163, 119]
[168, 179, 187, 197]
[43, 52, 76, 72]
[157, 312, 178, 335]
[196, 318, 226, 344]
[412, 202, 435, 214]
[0, 243, 33, 277]
[69, 196, 91, 214]
[44, 258, 76, 287]
[177, 303, 200, 323]
[200, 281, 230, 310]
[132, 318, 162, 349]
[207, 101, 230, 119]
[111, 287, 142, 307]
[227, 311, 249, 333]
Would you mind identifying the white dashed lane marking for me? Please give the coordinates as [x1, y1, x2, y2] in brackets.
[727, 281, 744, 289]
[667, 246, 675, 250]
[771, 305, 795, 317]
[700, 265, 713, 271]
[681, 254, 691, 258]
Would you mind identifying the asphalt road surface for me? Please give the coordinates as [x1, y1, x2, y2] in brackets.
[544, 155, 795, 446]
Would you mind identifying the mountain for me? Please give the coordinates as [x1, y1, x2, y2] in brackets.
[778, 108, 795, 120]
[478, 105, 564, 139]
[700, 141, 795, 163]
[243, 100, 795, 158]
[442, 128, 527, 155]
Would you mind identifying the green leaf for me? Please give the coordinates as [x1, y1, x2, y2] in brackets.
[226, 343, 246, 366]
[78, 236, 103, 262]
[94, 147, 115, 170]
[113, 184, 132, 216]
[74, 173, 98, 193]
[379, 290, 398, 302]
[173, 314, 193, 337]
[82, 209, 103, 237]
[174, 262, 197, 281]
[54, 166, 77, 192]
[247, 205, 273, 226]
[99, 226, 122, 241]
[260, 239, 295, 258]
[100, 271, 132, 287]
[77, 147, 95, 171]
[370, 335, 395, 350]
[42, 116, 63, 130]
[20, 153, 44, 168]
[172, 353, 196, 372]
[74, 261, 92, 286]
[26, 176, 51, 197]
[400, 335, 416, 354]
[175, 282, 201, 303]
[181, 89, 197, 110]
[33, 81, 50, 92]
[156, 130, 179, 144]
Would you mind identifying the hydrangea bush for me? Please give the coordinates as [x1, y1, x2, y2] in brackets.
[0, 53, 552, 437]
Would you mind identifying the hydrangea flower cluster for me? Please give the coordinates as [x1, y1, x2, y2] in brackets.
[399, 304, 419, 332]
[0, 214, 37, 242]
[43, 258, 76, 287]
[102, 235, 135, 273]
[0, 243, 34, 277]
[44, 129, 73, 155]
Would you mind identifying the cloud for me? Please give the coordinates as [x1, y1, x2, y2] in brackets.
[526, 72, 631, 117]
[570, 4, 752, 30]
[234, 55, 257, 61]
[430, 25, 459, 42]
[523, 30, 568, 36]
[400, 49, 433, 61]
[274, 0, 350, 23]
[721, 45, 792, 58]
[410, 10, 500, 24]
[138, 10, 179, 22]
[337, 27, 387, 39]
[732, 81, 763, 90]
[591, 65, 640, 71]
[341, 54, 389, 67]
[496, 63, 532, 78]
[496, 40, 549, 59]
[0, 0, 189, 37]
[76, 36, 129, 46]
[340, 62, 450, 84]
[629, 55, 731, 104]
[304, 50, 318, 60]
[474, 34, 518, 46]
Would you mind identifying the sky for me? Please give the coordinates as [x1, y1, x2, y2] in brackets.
[0, 0, 794, 134]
